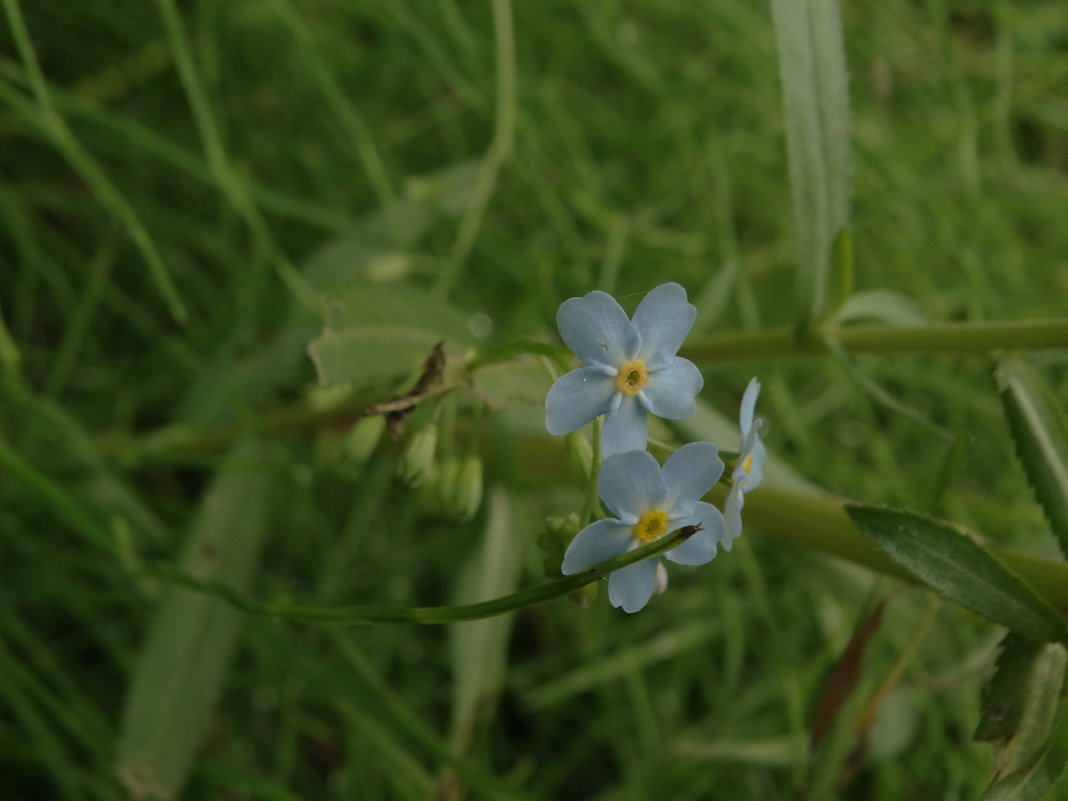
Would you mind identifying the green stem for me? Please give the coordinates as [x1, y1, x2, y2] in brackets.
[0, 0, 188, 322]
[729, 483, 1068, 620]
[151, 525, 698, 625]
[433, 0, 516, 297]
[680, 319, 1068, 362]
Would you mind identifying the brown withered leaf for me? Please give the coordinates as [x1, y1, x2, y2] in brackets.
[361, 341, 447, 440]
[809, 600, 887, 750]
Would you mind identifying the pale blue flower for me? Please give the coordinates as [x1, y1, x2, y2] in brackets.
[723, 378, 765, 551]
[561, 443, 725, 613]
[545, 283, 703, 457]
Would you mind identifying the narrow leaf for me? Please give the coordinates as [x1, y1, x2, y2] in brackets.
[976, 633, 1067, 786]
[810, 600, 886, 748]
[439, 489, 521, 800]
[846, 505, 1067, 643]
[997, 358, 1068, 556]
[448, 488, 521, 752]
[117, 438, 278, 800]
[981, 693, 1068, 801]
[825, 227, 853, 317]
[770, 0, 852, 327]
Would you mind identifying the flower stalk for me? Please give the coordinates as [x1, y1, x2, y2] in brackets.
[149, 525, 702, 625]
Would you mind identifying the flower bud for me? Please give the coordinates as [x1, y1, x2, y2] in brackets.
[452, 455, 483, 521]
[651, 561, 669, 597]
[431, 455, 482, 520]
[398, 424, 437, 487]
[345, 415, 385, 467]
[568, 582, 598, 608]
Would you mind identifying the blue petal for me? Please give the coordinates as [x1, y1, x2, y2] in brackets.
[608, 553, 660, 613]
[631, 283, 697, 368]
[557, 290, 640, 369]
[739, 377, 761, 433]
[601, 395, 649, 458]
[734, 422, 766, 490]
[722, 483, 744, 551]
[561, 518, 635, 574]
[638, 358, 703, 419]
[597, 449, 667, 523]
[660, 442, 724, 518]
[664, 501, 723, 565]
[545, 367, 619, 435]
[746, 437, 766, 489]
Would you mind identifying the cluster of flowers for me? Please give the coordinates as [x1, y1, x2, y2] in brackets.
[545, 283, 765, 612]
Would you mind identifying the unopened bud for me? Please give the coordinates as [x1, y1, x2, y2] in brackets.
[432, 455, 482, 521]
[452, 455, 483, 521]
[345, 415, 386, 467]
[399, 424, 438, 486]
[433, 457, 460, 514]
[569, 582, 598, 608]
[651, 561, 669, 597]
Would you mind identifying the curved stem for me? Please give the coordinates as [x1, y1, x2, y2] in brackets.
[151, 525, 698, 625]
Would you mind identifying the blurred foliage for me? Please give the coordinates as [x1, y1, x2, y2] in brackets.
[2, 0, 1068, 799]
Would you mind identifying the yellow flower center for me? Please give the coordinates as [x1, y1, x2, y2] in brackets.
[741, 454, 752, 474]
[635, 508, 668, 543]
[615, 360, 648, 396]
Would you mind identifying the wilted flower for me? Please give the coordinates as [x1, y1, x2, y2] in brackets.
[723, 378, 765, 550]
[545, 283, 703, 457]
[561, 443, 725, 613]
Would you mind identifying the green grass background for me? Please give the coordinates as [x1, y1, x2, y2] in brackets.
[2, 1, 1067, 799]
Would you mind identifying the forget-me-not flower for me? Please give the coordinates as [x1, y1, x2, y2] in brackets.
[723, 377, 765, 550]
[561, 443, 725, 613]
[545, 283, 703, 457]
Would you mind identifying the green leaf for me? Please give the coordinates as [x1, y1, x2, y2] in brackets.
[981, 690, 1068, 800]
[976, 634, 1067, 789]
[997, 358, 1068, 557]
[307, 282, 472, 390]
[447, 489, 521, 755]
[846, 505, 1067, 643]
[770, 0, 852, 327]
[116, 438, 278, 801]
[824, 227, 853, 317]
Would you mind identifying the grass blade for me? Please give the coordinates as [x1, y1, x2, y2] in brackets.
[116, 438, 278, 800]
[846, 505, 1066, 643]
[441, 488, 521, 798]
[769, 0, 852, 327]
[0, 0, 187, 322]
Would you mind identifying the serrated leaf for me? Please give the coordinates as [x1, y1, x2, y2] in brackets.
[307, 283, 472, 390]
[116, 438, 277, 801]
[981, 692, 1068, 801]
[846, 505, 1067, 643]
[770, 0, 852, 327]
[997, 358, 1068, 556]
[976, 633, 1067, 787]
